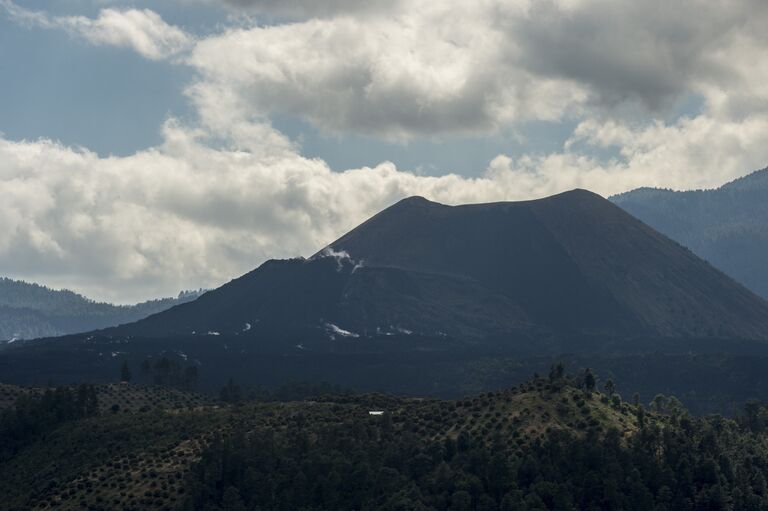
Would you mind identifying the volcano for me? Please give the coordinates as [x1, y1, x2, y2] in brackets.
[109, 189, 768, 343]
[5, 189, 768, 397]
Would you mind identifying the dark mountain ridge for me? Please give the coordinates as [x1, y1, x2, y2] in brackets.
[41, 189, 768, 342]
[325, 189, 768, 339]
[4, 189, 768, 411]
[0, 278, 204, 341]
[611, 166, 768, 298]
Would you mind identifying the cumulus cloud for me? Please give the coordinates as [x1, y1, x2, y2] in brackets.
[508, 0, 768, 116]
[488, 114, 768, 198]
[183, 0, 768, 139]
[0, 118, 490, 303]
[2, 0, 768, 303]
[186, 2, 587, 141]
[220, 0, 398, 18]
[4, 109, 768, 303]
[1, 1, 192, 60]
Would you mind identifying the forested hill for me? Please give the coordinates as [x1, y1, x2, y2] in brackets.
[612, 166, 768, 299]
[3, 371, 768, 510]
[0, 278, 204, 341]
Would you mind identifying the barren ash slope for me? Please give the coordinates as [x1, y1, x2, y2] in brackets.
[325, 189, 768, 340]
[2, 189, 768, 398]
[611, 166, 768, 299]
[96, 189, 768, 343]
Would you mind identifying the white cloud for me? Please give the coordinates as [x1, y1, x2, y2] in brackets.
[509, 0, 768, 119]
[0, 119, 498, 303]
[186, 3, 588, 141]
[3, 110, 768, 303]
[2, 0, 768, 304]
[1, 1, 192, 60]
[64, 8, 192, 60]
[219, 0, 398, 18]
[488, 114, 768, 198]
[183, 0, 768, 140]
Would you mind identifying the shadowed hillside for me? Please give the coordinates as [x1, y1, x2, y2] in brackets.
[2, 190, 768, 413]
[0, 278, 205, 341]
[325, 189, 768, 339]
[612, 166, 768, 299]
[106, 189, 768, 341]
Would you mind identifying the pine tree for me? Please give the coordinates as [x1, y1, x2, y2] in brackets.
[604, 378, 615, 397]
[184, 366, 199, 390]
[141, 358, 151, 381]
[220, 379, 242, 404]
[222, 486, 247, 511]
[583, 368, 596, 394]
[120, 361, 132, 382]
[549, 362, 565, 382]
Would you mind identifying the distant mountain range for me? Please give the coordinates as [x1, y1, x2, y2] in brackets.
[0, 278, 205, 341]
[612, 166, 768, 299]
[3, 189, 768, 414]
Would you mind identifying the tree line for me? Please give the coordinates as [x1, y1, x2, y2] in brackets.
[185, 368, 768, 511]
[0, 385, 98, 461]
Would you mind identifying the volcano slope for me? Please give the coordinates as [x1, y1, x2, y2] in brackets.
[2, 189, 768, 412]
[612, 166, 768, 299]
[75, 189, 768, 341]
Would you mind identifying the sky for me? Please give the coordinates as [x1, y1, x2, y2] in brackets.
[1, 0, 768, 303]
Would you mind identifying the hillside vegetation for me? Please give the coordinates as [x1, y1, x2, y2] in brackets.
[0, 278, 204, 341]
[3, 370, 768, 510]
[0, 382, 212, 414]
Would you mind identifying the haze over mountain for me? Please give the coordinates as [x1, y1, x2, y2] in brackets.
[612, 167, 768, 300]
[0, 278, 204, 341]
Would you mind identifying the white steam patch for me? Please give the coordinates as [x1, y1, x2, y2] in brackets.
[325, 322, 360, 339]
[313, 247, 365, 272]
[377, 325, 413, 336]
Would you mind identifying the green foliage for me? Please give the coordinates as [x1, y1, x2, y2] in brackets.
[182, 387, 768, 511]
[219, 379, 242, 404]
[0, 384, 98, 460]
[9, 372, 768, 510]
[604, 378, 615, 397]
[140, 356, 199, 390]
[0, 408, 222, 509]
[583, 368, 596, 393]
